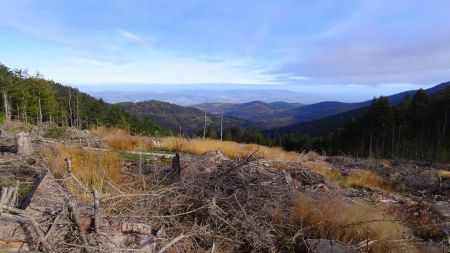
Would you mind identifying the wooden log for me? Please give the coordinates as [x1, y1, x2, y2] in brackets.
[20, 171, 48, 210]
[0, 187, 7, 205]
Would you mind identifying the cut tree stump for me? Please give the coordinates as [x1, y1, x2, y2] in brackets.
[16, 132, 33, 156]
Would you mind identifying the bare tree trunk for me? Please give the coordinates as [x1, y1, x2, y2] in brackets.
[38, 98, 43, 124]
[2, 79, 11, 122]
[391, 124, 395, 158]
[369, 133, 373, 158]
[220, 113, 223, 141]
[397, 125, 401, 156]
[76, 93, 80, 129]
[203, 98, 207, 140]
[23, 103, 27, 124]
[375, 136, 379, 158]
[38, 82, 43, 124]
[360, 135, 365, 157]
[443, 107, 448, 138]
[16, 102, 20, 121]
[68, 89, 73, 127]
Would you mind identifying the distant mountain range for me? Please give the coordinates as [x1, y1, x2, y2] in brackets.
[117, 81, 450, 136]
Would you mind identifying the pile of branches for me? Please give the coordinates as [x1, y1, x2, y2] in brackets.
[0, 152, 299, 252]
[101, 155, 298, 252]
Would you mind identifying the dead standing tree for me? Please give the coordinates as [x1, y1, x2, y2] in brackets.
[203, 97, 208, 139]
[1, 74, 11, 122]
[220, 113, 223, 141]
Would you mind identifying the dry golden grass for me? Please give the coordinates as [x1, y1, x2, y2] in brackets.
[92, 126, 151, 151]
[438, 170, 450, 178]
[91, 127, 302, 161]
[303, 160, 342, 180]
[40, 144, 123, 199]
[344, 169, 384, 189]
[291, 193, 411, 252]
[160, 137, 301, 161]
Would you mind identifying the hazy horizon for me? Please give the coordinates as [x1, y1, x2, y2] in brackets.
[79, 82, 439, 105]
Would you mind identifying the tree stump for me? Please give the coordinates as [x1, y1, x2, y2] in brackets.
[16, 132, 33, 156]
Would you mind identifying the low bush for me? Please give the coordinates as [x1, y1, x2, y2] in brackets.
[46, 125, 68, 139]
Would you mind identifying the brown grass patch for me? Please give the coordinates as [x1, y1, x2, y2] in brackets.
[40, 144, 123, 199]
[160, 137, 300, 161]
[291, 193, 411, 252]
[303, 160, 342, 180]
[92, 126, 151, 151]
[344, 169, 384, 189]
[438, 170, 450, 178]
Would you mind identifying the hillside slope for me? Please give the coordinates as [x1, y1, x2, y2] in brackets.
[118, 100, 249, 135]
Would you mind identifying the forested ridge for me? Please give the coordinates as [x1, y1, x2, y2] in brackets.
[0, 63, 159, 134]
[276, 84, 450, 162]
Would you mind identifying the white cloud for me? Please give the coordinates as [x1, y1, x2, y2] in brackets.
[117, 29, 155, 48]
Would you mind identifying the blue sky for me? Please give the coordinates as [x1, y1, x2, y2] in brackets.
[1, 0, 450, 101]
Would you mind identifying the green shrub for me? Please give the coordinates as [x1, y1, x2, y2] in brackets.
[46, 126, 67, 139]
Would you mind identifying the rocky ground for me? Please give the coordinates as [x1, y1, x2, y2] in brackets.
[0, 123, 449, 252]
